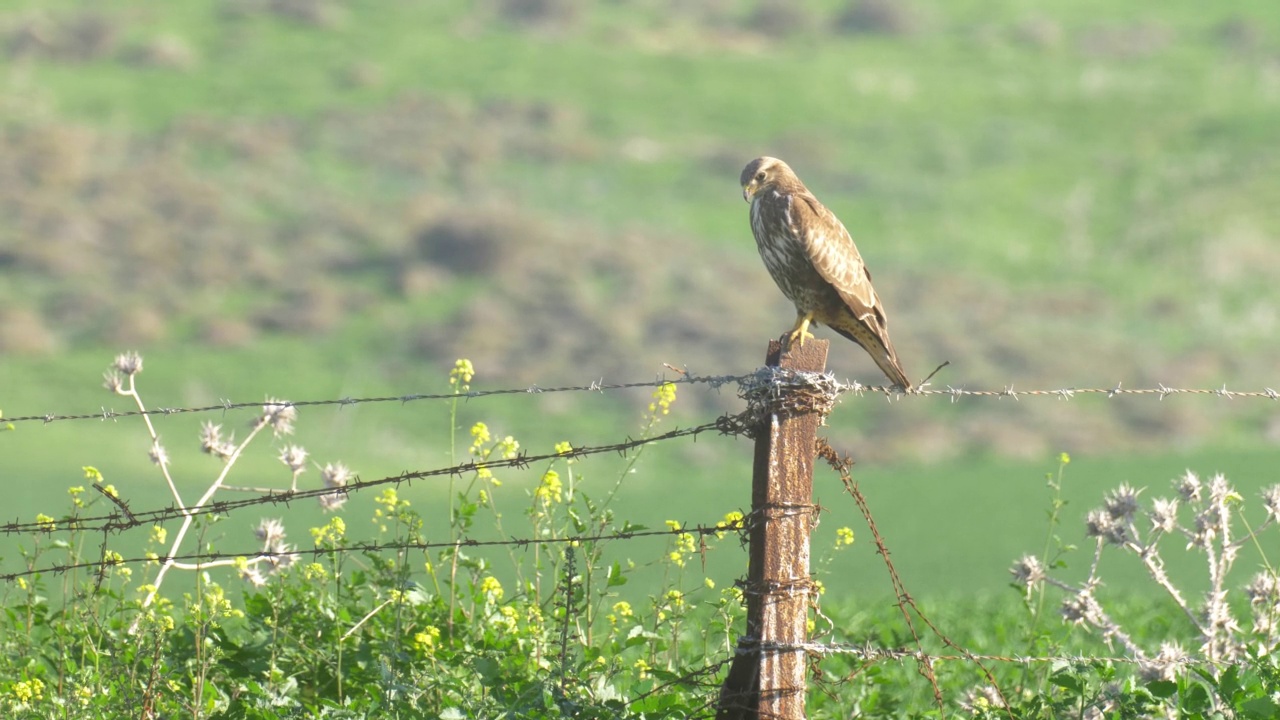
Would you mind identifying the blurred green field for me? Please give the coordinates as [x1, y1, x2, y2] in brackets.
[2, 0, 1278, 607]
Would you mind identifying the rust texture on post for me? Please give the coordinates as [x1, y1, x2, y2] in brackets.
[717, 339, 828, 720]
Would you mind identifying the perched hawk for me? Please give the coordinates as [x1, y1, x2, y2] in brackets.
[741, 156, 912, 390]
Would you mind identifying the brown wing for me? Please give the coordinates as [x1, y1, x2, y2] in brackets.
[791, 193, 913, 388]
[791, 193, 882, 325]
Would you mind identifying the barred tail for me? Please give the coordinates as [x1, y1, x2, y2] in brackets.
[828, 322, 913, 391]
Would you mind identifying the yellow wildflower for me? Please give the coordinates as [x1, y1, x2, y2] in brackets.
[415, 625, 441, 654]
[536, 470, 563, 504]
[450, 359, 475, 389]
[648, 382, 677, 416]
[479, 576, 503, 601]
[12, 678, 44, 703]
[470, 422, 491, 455]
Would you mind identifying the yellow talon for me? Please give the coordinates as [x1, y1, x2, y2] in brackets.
[787, 313, 815, 348]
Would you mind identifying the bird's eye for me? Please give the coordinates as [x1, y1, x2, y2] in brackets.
[755, 171, 766, 182]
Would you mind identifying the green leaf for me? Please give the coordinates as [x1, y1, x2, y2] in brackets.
[606, 561, 628, 587]
[1239, 697, 1279, 719]
[1182, 683, 1211, 712]
[1219, 665, 1242, 699]
[1050, 670, 1084, 694]
[1146, 680, 1178, 699]
[475, 657, 501, 683]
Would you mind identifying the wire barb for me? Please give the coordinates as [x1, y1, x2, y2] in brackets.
[8, 374, 1280, 425]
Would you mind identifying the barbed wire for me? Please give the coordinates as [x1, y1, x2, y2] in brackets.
[5, 526, 1255, 673]
[1, 417, 732, 536]
[0, 521, 745, 584]
[4, 371, 1277, 427]
[757, 641, 1248, 668]
[7, 357, 1273, 717]
[1, 373, 746, 425]
[885, 382, 1280, 401]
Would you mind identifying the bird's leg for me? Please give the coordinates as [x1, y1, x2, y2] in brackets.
[786, 311, 816, 348]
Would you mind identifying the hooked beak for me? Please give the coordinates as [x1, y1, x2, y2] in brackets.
[742, 186, 752, 203]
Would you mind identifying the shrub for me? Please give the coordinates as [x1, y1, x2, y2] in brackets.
[498, 0, 585, 32]
[746, 0, 816, 39]
[835, 0, 921, 37]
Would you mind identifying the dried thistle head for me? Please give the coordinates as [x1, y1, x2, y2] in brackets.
[1137, 641, 1188, 683]
[1245, 572, 1278, 605]
[1085, 508, 1129, 545]
[318, 462, 352, 511]
[199, 421, 236, 460]
[1061, 587, 1105, 627]
[254, 518, 286, 545]
[265, 539, 296, 569]
[1009, 555, 1046, 589]
[1261, 485, 1280, 523]
[278, 445, 308, 475]
[321, 462, 351, 488]
[240, 565, 267, 588]
[112, 351, 143, 376]
[1149, 497, 1179, 534]
[149, 441, 169, 467]
[1206, 473, 1239, 507]
[1201, 590, 1242, 635]
[260, 398, 297, 436]
[1177, 470, 1202, 503]
[103, 370, 125, 394]
[1245, 572, 1280, 636]
[1103, 483, 1141, 521]
[1188, 508, 1219, 550]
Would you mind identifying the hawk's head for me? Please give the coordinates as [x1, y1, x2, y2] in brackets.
[740, 156, 801, 203]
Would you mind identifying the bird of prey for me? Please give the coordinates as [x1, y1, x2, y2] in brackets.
[741, 156, 912, 390]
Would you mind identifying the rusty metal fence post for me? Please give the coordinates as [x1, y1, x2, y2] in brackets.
[717, 339, 828, 719]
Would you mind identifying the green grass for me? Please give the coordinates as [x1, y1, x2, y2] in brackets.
[16, 1, 1279, 280]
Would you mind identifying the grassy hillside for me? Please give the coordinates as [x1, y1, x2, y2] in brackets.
[2, 0, 1279, 600]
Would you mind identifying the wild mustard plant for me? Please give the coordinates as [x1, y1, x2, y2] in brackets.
[7, 677, 45, 714]
[602, 382, 678, 508]
[3, 352, 761, 715]
[447, 358, 475, 530]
